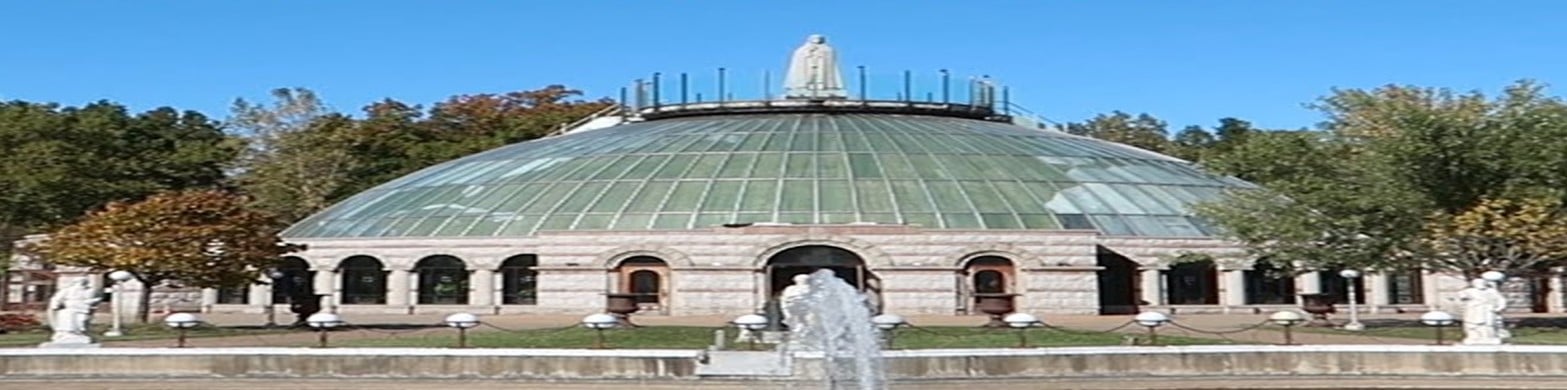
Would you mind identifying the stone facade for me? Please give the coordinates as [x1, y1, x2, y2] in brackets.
[13, 225, 1565, 318]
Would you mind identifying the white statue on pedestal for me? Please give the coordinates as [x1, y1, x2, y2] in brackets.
[1457, 278, 1509, 345]
[43, 278, 102, 346]
[783, 34, 847, 99]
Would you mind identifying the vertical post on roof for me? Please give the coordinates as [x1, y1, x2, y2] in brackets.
[857, 65, 867, 100]
[618, 87, 628, 114]
[968, 77, 976, 106]
[941, 69, 950, 104]
[1003, 86, 1011, 115]
[764, 70, 772, 100]
[633, 79, 646, 110]
[680, 73, 689, 104]
[651, 73, 662, 109]
[718, 67, 727, 102]
[902, 70, 912, 102]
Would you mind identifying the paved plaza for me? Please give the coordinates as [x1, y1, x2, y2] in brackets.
[8, 377, 1567, 390]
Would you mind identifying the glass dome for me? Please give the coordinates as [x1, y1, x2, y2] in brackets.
[283, 112, 1254, 238]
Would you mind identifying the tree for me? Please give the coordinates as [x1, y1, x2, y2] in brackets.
[1420, 196, 1567, 278]
[239, 114, 362, 223]
[28, 190, 301, 323]
[1064, 111, 1171, 153]
[1170, 125, 1214, 161]
[1197, 80, 1567, 276]
[0, 100, 238, 259]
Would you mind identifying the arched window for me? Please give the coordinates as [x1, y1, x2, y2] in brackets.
[616, 256, 668, 309]
[1244, 262, 1296, 304]
[340, 256, 386, 305]
[1165, 260, 1218, 305]
[271, 256, 315, 305]
[415, 255, 468, 305]
[1387, 269, 1423, 305]
[973, 270, 1006, 294]
[500, 255, 538, 305]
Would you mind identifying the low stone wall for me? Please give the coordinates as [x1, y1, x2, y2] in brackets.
[4, 345, 1567, 382]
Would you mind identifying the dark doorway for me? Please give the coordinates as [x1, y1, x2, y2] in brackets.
[1096, 247, 1140, 315]
[763, 245, 874, 327]
[1166, 261, 1218, 305]
[1531, 276, 1552, 313]
[1244, 262, 1296, 304]
[1317, 270, 1365, 305]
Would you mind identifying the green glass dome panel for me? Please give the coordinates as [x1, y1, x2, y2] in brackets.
[283, 113, 1254, 238]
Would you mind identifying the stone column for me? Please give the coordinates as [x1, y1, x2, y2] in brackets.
[1550, 274, 1566, 313]
[1365, 273, 1390, 314]
[1221, 269, 1247, 312]
[471, 269, 496, 307]
[251, 282, 273, 310]
[313, 268, 338, 309]
[387, 268, 412, 308]
[1139, 268, 1163, 307]
[200, 288, 218, 312]
[1297, 273, 1321, 294]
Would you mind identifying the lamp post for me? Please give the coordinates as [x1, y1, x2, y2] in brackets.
[731, 314, 768, 350]
[1134, 311, 1170, 346]
[306, 313, 345, 348]
[1421, 310, 1456, 345]
[1269, 310, 1306, 345]
[444, 313, 480, 348]
[162, 312, 201, 348]
[871, 313, 907, 349]
[104, 270, 135, 337]
[582, 313, 619, 349]
[1003, 313, 1042, 348]
[264, 269, 286, 328]
[1338, 269, 1364, 331]
[1482, 271, 1506, 286]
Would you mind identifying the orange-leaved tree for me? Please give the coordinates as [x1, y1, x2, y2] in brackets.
[29, 189, 302, 322]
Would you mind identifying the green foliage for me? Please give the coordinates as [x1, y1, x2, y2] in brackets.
[1198, 80, 1567, 275]
[0, 100, 238, 256]
[1065, 111, 1171, 153]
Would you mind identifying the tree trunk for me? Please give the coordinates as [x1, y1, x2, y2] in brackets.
[136, 277, 155, 324]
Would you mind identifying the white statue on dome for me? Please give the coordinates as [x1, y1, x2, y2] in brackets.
[784, 34, 847, 99]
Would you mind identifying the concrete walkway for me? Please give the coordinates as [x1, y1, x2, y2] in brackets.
[93, 311, 1453, 348]
[8, 377, 1567, 390]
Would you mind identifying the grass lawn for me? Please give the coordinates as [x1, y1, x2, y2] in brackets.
[0, 323, 292, 347]
[336, 326, 1230, 349]
[1301, 325, 1567, 344]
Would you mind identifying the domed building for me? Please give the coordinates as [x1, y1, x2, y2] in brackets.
[9, 36, 1479, 317]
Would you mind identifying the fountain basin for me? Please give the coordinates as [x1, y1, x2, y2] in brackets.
[6, 345, 1567, 385]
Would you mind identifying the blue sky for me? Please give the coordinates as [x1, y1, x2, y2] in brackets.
[2, 1, 1563, 131]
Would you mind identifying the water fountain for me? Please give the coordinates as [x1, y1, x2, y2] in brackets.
[784, 269, 887, 390]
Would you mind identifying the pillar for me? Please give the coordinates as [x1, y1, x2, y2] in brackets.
[471, 269, 496, 307]
[388, 268, 412, 307]
[1550, 274, 1566, 313]
[1139, 268, 1163, 307]
[1366, 273, 1390, 313]
[1297, 273, 1321, 294]
[1221, 269, 1246, 311]
[313, 268, 338, 310]
[200, 288, 218, 312]
[251, 281, 273, 309]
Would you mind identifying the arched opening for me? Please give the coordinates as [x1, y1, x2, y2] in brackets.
[340, 256, 387, 305]
[615, 256, 669, 313]
[415, 255, 468, 305]
[1165, 260, 1218, 305]
[959, 256, 1015, 315]
[1096, 247, 1140, 314]
[1244, 261, 1296, 304]
[500, 255, 538, 305]
[271, 256, 315, 305]
[1386, 268, 1424, 305]
[763, 245, 878, 324]
[1317, 268, 1365, 305]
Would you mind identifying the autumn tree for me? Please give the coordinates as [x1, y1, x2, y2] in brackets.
[29, 190, 301, 322]
[1420, 196, 1567, 278]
